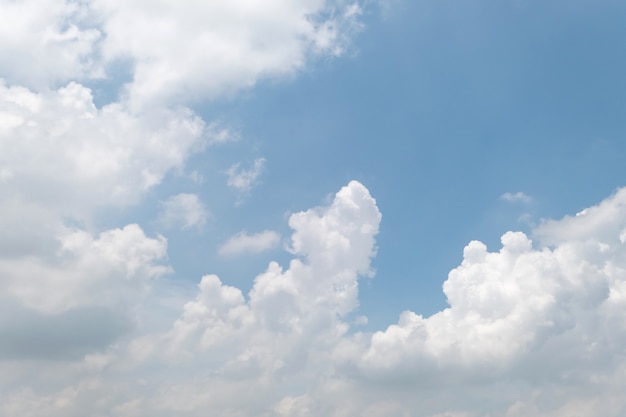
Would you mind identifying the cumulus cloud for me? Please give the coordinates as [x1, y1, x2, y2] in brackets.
[0, 0, 102, 89]
[3, 181, 626, 416]
[1, 0, 366, 106]
[218, 230, 281, 257]
[0, 81, 205, 219]
[158, 193, 209, 231]
[92, 0, 365, 107]
[1, 224, 170, 314]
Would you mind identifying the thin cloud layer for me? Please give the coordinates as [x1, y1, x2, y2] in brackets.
[159, 193, 209, 231]
[218, 230, 281, 257]
[226, 157, 267, 194]
[501, 191, 532, 204]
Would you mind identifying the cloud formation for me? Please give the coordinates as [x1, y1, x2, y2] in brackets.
[3, 180, 626, 416]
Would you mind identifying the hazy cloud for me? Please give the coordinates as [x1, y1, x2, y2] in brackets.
[159, 193, 209, 231]
[226, 157, 266, 194]
[501, 191, 532, 204]
[218, 230, 280, 257]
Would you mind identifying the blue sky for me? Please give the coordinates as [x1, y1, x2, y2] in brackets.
[2, 1, 626, 416]
[113, 0, 626, 326]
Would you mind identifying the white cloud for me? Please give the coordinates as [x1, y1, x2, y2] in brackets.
[4, 181, 626, 416]
[501, 191, 532, 203]
[205, 121, 240, 145]
[159, 193, 209, 231]
[218, 230, 281, 257]
[2, 224, 170, 314]
[226, 157, 266, 194]
[1, 0, 367, 107]
[0, 81, 205, 219]
[0, 0, 102, 89]
[92, 0, 365, 107]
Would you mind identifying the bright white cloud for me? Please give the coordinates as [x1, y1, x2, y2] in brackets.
[1, 0, 366, 106]
[0, 81, 205, 219]
[501, 191, 532, 203]
[3, 181, 626, 416]
[159, 193, 209, 231]
[226, 157, 266, 194]
[92, 0, 365, 107]
[218, 230, 281, 257]
[0, 0, 102, 89]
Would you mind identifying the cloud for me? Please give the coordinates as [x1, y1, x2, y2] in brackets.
[0, 0, 102, 89]
[158, 193, 209, 231]
[1, 0, 366, 107]
[0, 303, 131, 360]
[3, 181, 626, 416]
[218, 230, 281, 257]
[1, 224, 170, 314]
[0, 81, 205, 220]
[501, 191, 532, 203]
[226, 157, 266, 194]
[333, 186, 626, 416]
[205, 121, 240, 145]
[0, 181, 382, 416]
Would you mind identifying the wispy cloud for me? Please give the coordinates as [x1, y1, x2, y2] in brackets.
[218, 230, 280, 257]
[500, 191, 532, 204]
[226, 158, 266, 194]
[158, 193, 209, 230]
[205, 122, 240, 146]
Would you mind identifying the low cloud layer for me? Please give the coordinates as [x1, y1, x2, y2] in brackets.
[2, 181, 626, 416]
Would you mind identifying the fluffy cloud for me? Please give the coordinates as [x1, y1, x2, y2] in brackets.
[0, 0, 102, 89]
[218, 230, 281, 257]
[92, 0, 364, 107]
[0, 81, 205, 219]
[3, 182, 626, 416]
[337, 187, 626, 416]
[1, 0, 365, 106]
[0, 181, 382, 416]
[1, 224, 170, 314]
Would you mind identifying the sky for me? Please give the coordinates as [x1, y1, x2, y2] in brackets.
[2, 0, 626, 416]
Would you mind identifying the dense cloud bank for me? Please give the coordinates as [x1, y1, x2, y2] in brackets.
[2, 181, 626, 416]
[2, 1, 626, 416]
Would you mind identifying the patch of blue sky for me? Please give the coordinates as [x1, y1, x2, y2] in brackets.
[103, 0, 626, 331]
